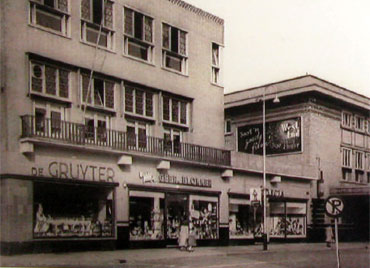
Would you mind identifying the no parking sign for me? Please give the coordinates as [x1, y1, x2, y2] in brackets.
[325, 196, 344, 218]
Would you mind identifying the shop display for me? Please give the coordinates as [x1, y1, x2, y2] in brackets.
[229, 204, 253, 239]
[190, 200, 218, 240]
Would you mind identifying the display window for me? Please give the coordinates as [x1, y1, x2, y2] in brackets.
[166, 193, 188, 240]
[129, 191, 165, 241]
[33, 182, 114, 238]
[229, 198, 253, 239]
[269, 202, 285, 238]
[189, 195, 219, 240]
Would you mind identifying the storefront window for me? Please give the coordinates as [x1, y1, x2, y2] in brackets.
[229, 198, 253, 239]
[285, 202, 306, 238]
[33, 182, 114, 238]
[166, 193, 188, 239]
[189, 195, 218, 240]
[129, 191, 165, 240]
[269, 202, 285, 238]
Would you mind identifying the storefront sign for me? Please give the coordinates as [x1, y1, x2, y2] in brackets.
[31, 161, 115, 182]
[264, 188, 284, 198]
[238, 117, 302, 155]
[139, 172, 212, 188]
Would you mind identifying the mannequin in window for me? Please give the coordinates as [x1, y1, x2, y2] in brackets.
[34, 204, 50, 236]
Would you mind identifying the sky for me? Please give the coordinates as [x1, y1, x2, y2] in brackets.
[184, 0, 370, 97]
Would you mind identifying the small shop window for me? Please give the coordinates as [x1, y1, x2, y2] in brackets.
[189, 195, 218, 240]
[229, 198, 253, 239]
[129, 191, 165, 241]
[269, 202, 285, 238]
[33, 182, 114, 238]
[285, 202, 306, 238]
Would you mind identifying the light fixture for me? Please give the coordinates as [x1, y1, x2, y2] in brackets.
[273, 94, 280, 103]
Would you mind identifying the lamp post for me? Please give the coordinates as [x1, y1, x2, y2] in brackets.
[262, 86, 279, 251]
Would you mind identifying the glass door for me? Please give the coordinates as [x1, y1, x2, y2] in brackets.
[165, 193, 189, 241]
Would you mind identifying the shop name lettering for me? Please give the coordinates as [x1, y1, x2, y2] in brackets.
[139, 172, 211, 188]
[264, 188, 284, 198]
[31, 162, 115, 182]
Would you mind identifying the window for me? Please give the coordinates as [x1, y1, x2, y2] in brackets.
[342, 148, 352, 168]
[30, 61, 70, 99]
[123, 8, 154, 62]
[225, 119, 231, 134]
[229, 199, 253, 239]
[127, 121, 149, 150]
[162, 95, 188, 126]
[355, 151, 364, 170]
[35, 108, 46, 133]
[354, 115, 364, 131]
[50, 111, 61, 134]
[211, 43, 221, 84]
[164, 128, 182, 155]
[342, 169, 352, 181]
[367, 120, 370, 134]
[341, 112, 352, 128]
[84, 117, 107, 143]
[124, 86, 153, 118]
[162, 23, 187, 74]
[81, 0, 114, 49]
[81, 75, 114, 109]
[29, 0, 70, 35]
[34, 104, 64, 137]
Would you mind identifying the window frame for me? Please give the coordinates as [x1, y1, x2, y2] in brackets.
[124, 85, 154, 119]
[123, 7, 154, 63]
[341, 147, 352, 168]
[341, 111, 352, 128]
[30, 60, 70, 101]
[29, 0, 70, 36]
[81, 75, 115, 111]
[164, 128, 182, 155]
[80, 0, 115, 50]
[354, 151, 364, 170]
[162, 95, 189, 127]
[161, 23, 188, 75]
[84, 115, 109, 143]
[354, 115, 365, 131]
[33, 102, 65, 136]
[211, 42, 221, 85]
[126, 120, 150, 150]
[225, 119, 232, 135]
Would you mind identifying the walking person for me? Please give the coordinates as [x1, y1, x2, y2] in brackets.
[325, 222, 334, 248]
[178, 215, 189, 251]
[187, 226, 196, 252]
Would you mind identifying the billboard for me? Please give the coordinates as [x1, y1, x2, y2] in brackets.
[238, 117, 302, 155]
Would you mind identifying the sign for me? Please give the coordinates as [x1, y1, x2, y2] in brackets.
[139, 172, 212, 188]
[238, 117, 302, 155]
[31, 161, 115, 182]
[325, 196, 344, 217]
[250, 188, 261, 204]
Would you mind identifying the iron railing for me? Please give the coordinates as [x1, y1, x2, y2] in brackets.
[21, 115, 231, 166]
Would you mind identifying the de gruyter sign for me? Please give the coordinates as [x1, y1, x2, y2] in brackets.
[238, 117, 302, 155]
[31, 161, 115, 182]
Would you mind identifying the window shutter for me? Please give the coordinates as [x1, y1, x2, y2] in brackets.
[105, 81, 114, 109]
[82, 75, 92, 104]
[45, 66, 57, 95]
[162, 24, 170, 49]
[59, 69, 69, 98]
[81, 0, 91, 21]
[124, 8, 133, 35]
[144, 17, 153, 43]
[104, 1, 113, 28]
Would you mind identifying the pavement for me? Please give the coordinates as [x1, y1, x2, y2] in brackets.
[0, 242, 368, 267]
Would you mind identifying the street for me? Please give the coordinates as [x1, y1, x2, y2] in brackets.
[1, 243, 368, 268]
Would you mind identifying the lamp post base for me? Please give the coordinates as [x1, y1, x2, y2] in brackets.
[263, 233, 268, 251]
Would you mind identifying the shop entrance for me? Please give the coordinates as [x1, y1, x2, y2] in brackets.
[165, 193, 189, 241]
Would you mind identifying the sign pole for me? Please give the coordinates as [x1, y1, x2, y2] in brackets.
[335, 218, 340, 268]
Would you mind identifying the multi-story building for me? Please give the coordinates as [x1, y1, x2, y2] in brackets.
[0, 0, 233, 254]
[224, 75, 370, 242]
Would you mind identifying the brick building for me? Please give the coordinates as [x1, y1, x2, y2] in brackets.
[224, 75, 370, 242]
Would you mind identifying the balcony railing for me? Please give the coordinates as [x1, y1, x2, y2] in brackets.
[21, 115, 231, 166]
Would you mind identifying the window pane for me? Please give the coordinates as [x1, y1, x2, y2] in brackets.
[165, 54, 182, 72]
[124, 8, 133, 35]
[135, 90, 144, 115]
[173, 133, 181, 154]
[86, 27, 108, 47]
[212, 43, 219, 66]
[134, 12, 143, 40]
[145, 92, 153, 117]
[81, 0, 91, 21]
[104, 1, 113, 28]
[85, 118, 95, 139]
[163, 96, 170, 121]
[170, 27, 178, 53]
[128, 39, 148, 61]
[45, 66, 57, 95]
[59, 69, 69, 98]
[180, 102, 187, 124]
[97, 120, 106, 141]
[179, 31, 186, 55]
[58, 0, 68, 12]
[164, 132, 172, 152]
[138, 128, 146, 149]
[32, 64, 43, 93]
[82, 75, 92, 104]
[51, 111, 61, 133]
[105, 81, 114, 109]
[35, 108, 46, 132]
[172, 100, 179, 123]
[93, 0, 103, 24]
[44, 0, 55, 8]
[36, 9, 62, 32]
[162, 24, 170, 49]
[127, 126, 136, 147]
[144, 17, 152, 43]
[94, 79, 104, 106]
[125, 86, 134, 112]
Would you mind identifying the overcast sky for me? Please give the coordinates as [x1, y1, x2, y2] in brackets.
[185, 0, 370, 97]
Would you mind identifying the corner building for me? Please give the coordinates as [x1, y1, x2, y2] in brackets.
[225, 75, 370, 243]
[0, 0, 232, 254]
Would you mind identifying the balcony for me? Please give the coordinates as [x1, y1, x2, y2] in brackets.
[21, 115, 231, 166]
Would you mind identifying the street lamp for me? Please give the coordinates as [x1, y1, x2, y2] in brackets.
[262, 85, 279, 251]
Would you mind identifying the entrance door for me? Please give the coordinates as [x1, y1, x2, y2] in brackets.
[165, 193, 188, 241]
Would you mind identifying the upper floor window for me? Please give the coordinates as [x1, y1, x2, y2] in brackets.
[354, 115, 364, 131]
[30, 61, 70, 99]
[225, 119, 231, 134]
[164, 128, 182, 155]
[124, 85, 154, 118]
[124, 8, 154, 62]
[355, 151, 364, 170]
[81, 75, 115, 110]
[162, 95, 188, 126]
[29, 0, 70, 36]
[341, 112, 352, 128]
[126, 120, 149, 150]
[81, 0, 114, 50]
[162, 23, 187, 74]
[211, 43, 221, 85]
[342, 147, 352, 168]
[85, 115, 109, 143]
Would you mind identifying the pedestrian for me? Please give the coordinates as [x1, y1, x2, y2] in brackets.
[187, 226, 196, 252]
[178, 215, 189, 251]
[325, 223, 334, 248]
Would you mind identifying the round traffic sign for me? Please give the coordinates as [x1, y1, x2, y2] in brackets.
[325, 196, 344, 217]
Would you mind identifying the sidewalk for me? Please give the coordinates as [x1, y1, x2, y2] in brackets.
[1, 242, 368, 267]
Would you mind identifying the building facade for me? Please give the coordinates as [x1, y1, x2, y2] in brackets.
[224, 75, 370, 242]
[0, 0, 234, 254]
